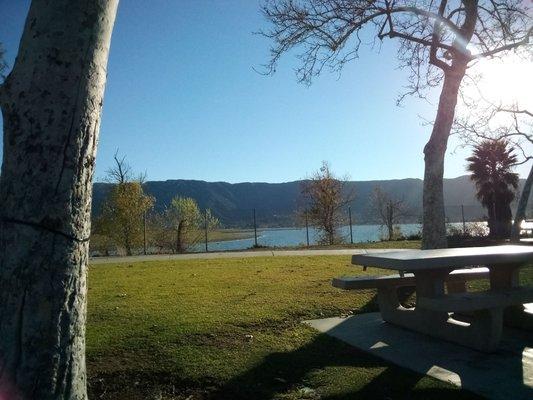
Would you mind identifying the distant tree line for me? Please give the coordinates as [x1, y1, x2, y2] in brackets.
[92, 152, 219, 256]
[301, 149, 530, 244]
[93, 143, 530, 255]
[300, 161, 413, 244]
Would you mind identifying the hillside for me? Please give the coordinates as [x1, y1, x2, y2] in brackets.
[92, 175, 531, 228]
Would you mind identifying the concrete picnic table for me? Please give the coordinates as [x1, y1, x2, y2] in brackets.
[351, 245, 533, 352]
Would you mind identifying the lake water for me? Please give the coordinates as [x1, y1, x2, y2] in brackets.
[201, 223, 426, 252]
[200, 222, 491, 252]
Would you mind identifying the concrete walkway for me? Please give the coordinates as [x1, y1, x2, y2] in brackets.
[90, 248, 406, 264]
[306, 313, 532, 400]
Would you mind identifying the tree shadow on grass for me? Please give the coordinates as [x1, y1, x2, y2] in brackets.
[213, 332, 481, 400]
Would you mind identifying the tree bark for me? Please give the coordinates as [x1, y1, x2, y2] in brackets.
[0, 1, 118, 399]
[387, 203, 393, 240]
[421, 65, 466, 249]
[176, 221, 184, 253]
[387, 224, 393, 241]
[511, 163, 533, 241]
[487, 194, 497, 237]
[124, 233, 133, 256]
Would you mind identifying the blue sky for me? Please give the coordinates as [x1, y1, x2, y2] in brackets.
[1, 0, 524, 183]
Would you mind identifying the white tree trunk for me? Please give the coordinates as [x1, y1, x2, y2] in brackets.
[511, 163, 533, 241]
[422, 65, 466, 249]
[0, 1, 118, 398]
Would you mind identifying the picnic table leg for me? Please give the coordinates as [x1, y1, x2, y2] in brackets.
[414, 270, 449, 327]
[414, 269, 502, 352]
[446, 280, 467, 294]
[373, 269, 508, 351]
[489, 264, 520, 290]
[377, 271, 449, 326]
[489, 263, 532, 330]
[375, 270, 450, 327]
[376, 286, 401, 321]
[376, 286, 424, 328]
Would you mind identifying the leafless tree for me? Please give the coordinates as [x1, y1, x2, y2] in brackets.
[96, 152, 153, 255]
[105, 149, 148, 184]
[106, 150, 134, 184]
[455, 102, 532, 241]
[372, 186, 410, 240]
[0, 1, 118, 398]
[260, 0, 532, 249]
[301, 161, 354, 245]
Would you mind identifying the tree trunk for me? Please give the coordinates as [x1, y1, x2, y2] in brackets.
[487, 196, 497, 237]
[511, 163, 533, 241]
[422, 65, 466, 249]
[0, 1, 118, 399]
[387, 203, 393, 240]
[494, 200, 512, 238]
[125, 236, 133, 256]
[177, 222, 184, 253]
[124, 225, 133, 256]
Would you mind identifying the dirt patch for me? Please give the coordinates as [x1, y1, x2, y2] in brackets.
[88, 371, 216, 400]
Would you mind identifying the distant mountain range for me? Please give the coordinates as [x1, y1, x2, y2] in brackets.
[92, 175, 532, 228]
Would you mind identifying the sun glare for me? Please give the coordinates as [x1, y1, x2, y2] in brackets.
[470, 57, 533, 109]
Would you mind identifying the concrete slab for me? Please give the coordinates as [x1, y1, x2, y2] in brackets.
[305, 313, 532, 400]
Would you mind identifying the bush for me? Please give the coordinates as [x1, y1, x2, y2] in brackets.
[447, 222, 488, 239]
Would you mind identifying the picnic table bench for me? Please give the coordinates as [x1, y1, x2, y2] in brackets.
[333, 245, 533, 352]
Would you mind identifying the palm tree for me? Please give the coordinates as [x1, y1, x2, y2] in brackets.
[467, 139, 519, 238]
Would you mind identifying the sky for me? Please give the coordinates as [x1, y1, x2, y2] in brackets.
[0, 0, 530, 183]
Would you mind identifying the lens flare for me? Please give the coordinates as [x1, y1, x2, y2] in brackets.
[470, 57, 533, 108]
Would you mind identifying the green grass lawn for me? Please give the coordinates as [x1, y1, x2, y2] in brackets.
[86, 253, 505, 399]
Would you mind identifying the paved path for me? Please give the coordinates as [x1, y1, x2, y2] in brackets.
[90, 248, 406, 265]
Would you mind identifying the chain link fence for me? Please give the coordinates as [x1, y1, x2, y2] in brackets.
[89, 203, 520, 256]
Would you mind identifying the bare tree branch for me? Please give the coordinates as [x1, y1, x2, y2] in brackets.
[470, 26, 532, 59]
[260, 0, 531, 96]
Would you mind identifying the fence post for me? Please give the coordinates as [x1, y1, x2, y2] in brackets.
[143, 211, 147, 255]
[253, 208, 258, 247]
[205, 209, 208, 252]
[305, 210, 310, 247]
[461, 204, 466, 235]
[348, 206, 353, 244]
